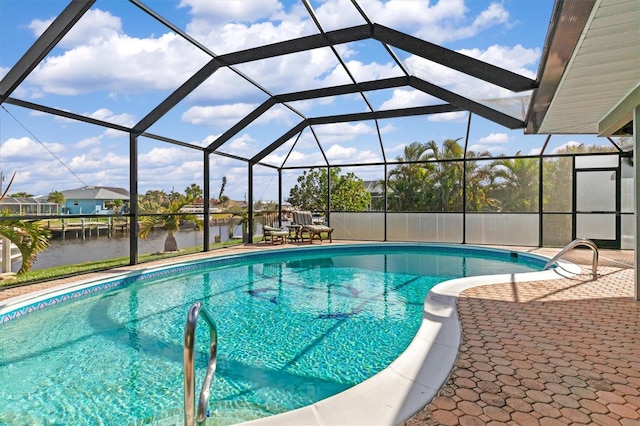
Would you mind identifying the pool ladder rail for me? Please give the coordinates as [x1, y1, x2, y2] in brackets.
[184, 302, 218, 426]
[544, 238, 599, 279]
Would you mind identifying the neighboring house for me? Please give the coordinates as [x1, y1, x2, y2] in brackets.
[0, 197, 58, 215]
[60, 186, 130, 215]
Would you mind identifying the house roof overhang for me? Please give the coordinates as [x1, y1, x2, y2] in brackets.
[526, 0, 640, 136]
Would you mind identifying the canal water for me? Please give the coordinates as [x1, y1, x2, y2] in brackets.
[18, 224, 247, 272]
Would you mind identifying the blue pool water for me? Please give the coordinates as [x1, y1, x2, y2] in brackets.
[0, 244, 544, 425]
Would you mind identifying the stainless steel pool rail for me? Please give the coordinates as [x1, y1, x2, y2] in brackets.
[544, 238, 599, 278]
[184, 302, 218, 426]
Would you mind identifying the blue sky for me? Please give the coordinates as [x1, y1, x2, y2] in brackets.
[0, 0, 611, 202]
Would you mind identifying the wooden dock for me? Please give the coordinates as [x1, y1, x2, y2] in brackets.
[47, 219, 129, 240]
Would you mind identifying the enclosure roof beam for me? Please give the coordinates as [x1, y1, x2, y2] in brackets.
[277, 76, 409, 102]
[250, 103, 461, 164]
[372, 24, 537, 93]
[5, 97, 133, 134]
[0, 0, 95, 103]
[308, 104, 462, 124]
[207, 76, 409, 153]
[206, 98, 277, 152]
[251, 121, 308, 164]
[133, 24, 372, 134]
[409, 76, 525, 129]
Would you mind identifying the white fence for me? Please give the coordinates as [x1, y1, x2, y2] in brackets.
[331, 212, 538, 247]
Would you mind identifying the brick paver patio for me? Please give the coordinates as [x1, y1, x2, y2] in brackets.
[404, 248, 640, 426]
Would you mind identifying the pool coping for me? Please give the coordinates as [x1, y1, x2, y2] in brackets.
[0, 243, 582, 425]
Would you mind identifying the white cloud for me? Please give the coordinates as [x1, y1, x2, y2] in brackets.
[225, 133, 256, 156]
[1, 137, 65, 159]
[468, 143, 502, 154]
[182, 103, 257, 127]
[29, 9, 123, 49]
[380, 89, 436, 109]
[138, 146, 198, 167]
[30, 24, 210, 96]
[75, 137, 101, 149]
[179, 0, 284, 23]
[342, 60, 403, 82]
[478, 133, 509, 144]
[356, 0, 510, 43]
[325, 144, 381, 163]
[428, 111, 467, 122]
[552, 141, 582, 153]
[325, 144, 357, 160]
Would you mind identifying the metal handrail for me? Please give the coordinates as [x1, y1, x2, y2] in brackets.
[544, 238, 599, 278]
[184, 302, 218, 426]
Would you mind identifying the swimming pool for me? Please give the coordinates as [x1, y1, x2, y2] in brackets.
[0, 243, 557, 425]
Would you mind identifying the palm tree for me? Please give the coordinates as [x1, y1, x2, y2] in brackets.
[185, 183, 203, 200]
[0, 173, 50, 273]
[464, 150, 499, 211]
[138, 195, 203, 252]
[0, 216, 50, 273]
[424, 139, 465, 212]
[47, 190, 65, 212]
[491, 151, 539, 212]
[387, 142, 433, 212]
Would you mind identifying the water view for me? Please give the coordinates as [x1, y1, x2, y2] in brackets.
[17, 224, 248, 272]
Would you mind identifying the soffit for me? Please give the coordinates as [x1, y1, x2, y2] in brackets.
[529, 0, 640, 135]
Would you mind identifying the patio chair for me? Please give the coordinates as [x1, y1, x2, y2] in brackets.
[262, 225, 289, 244]
[292, 211, 333, 243]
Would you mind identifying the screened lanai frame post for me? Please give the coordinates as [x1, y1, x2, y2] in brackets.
[384, 163, 388, 242]
[129, 133, 139, 265]
[538, 135, 552, 246]
[278, 170, 283, 227]
[326, 166, 331, 225]
[203, 153, 210, 252]
[248, 164, 254, 244]
[462, 112, 472, 244]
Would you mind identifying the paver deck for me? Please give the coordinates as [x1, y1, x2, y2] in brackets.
[1, 243, 638, 425]
[403, 247, 639, 426]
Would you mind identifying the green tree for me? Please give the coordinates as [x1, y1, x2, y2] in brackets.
[387, 142, 433, 212]
[464, 150, 499, 211]
[423, 139, 465, 212]
[287, 167, 370, 215]
[47, 191, 65, 212]
[138, 195, 203, 252]
[47, 190, 65, 204]
[9, 192, 33, 198]
[491, 151, 539, 212]
[0, 216, 50, 273]
[140, 190, 168, 206]
[185, 183, 203, 200]
[168, 188, 182, 203]
[105, 199, 124, 213]
[331, 172, 371, 212]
